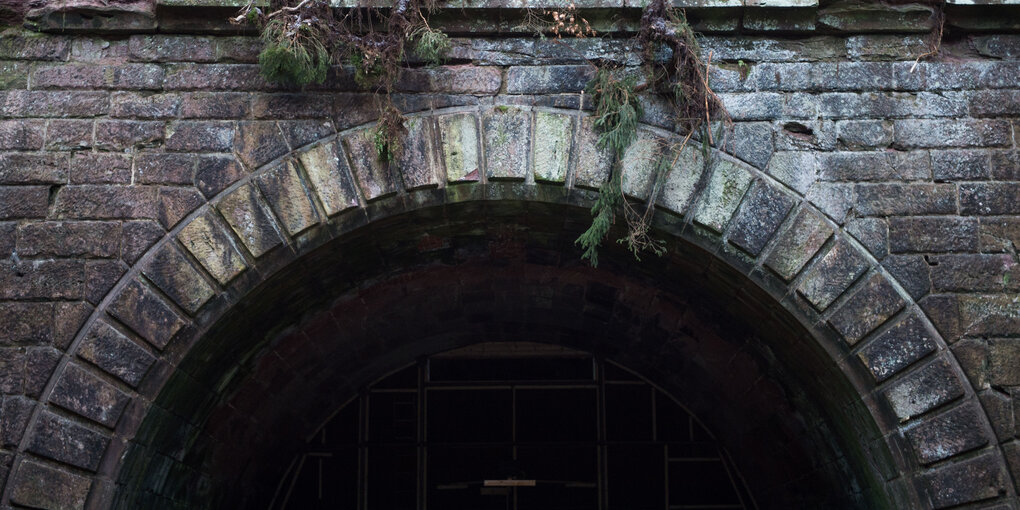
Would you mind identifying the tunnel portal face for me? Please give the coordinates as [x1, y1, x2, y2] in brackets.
[272, 343, 754, 510]
[111, 200, 900, 510]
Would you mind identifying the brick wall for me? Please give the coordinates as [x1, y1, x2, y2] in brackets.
[0, 2, 1018, 509]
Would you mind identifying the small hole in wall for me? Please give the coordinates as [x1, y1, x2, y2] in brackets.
[783, 122, 813, 137]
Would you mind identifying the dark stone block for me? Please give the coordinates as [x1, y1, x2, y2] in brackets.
[882, 254, 931, 300]
[216, 183, 284, 257]
[0, 186, 49, 219]
[17, 221, 121, 258]
[845, 217, 888, 259]
[343, 130, 400, 201]
[977, 390, 1013, 442]
[44, 120, 93, 151]
[727, 181, 795, 256]
[70, 153, 132, 184]
[988, 339, 1020, 386]
[85, 260, 126, 306]
[235, 121, 289, 169]
[54, 302, 93, 350]
[121, 220, 165, 265]
[922, 452, 1008, 508]
[182, 92, 251, 119]
[51, 362, 130, 428]
[0, 258, 84, 300]
[1, 396, 33, 446]
[0, 152, 68, 183]
[961, 183, 1020, 215]
[157, 187, 205, 229]
[829, 273, 905, 345]
[919, 294, 961, 343]
[78, 319, 156, 387]
[25, 346, 61, 398]
[27, 411, 110, 471]
[859, 312, 937, 382]
[765, 207, 833, 281]
[930, 254, 1020, 293]
[854, 183, 956, 216]
[889, 216, 979, 253]
[0, 303, 54, 346]
[53, 185, 158, 220]
[255, 160, 321, 236]
[883, 356, 965, 422]
[797, 237, 869, 311]
[726, 122, 774, 170]
[94, 120, 163, 151]
[506, 65, 594, 94]
[110, 91, 181, 120]
[10, 460, 91, 510]
[136, 153, 195, 185]
[931, 150, 990, 181]
[143, 242, 217, 314]
[195, 155, 246, 199]
[108, 279, 187, 350]
[0, 119, 45, 150]
[278, 120, 334, 150]
[166, 121, 234, 152]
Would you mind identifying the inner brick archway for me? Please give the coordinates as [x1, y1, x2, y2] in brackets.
[4, 108, 1011, 509]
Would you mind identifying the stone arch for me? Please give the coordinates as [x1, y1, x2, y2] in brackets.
[3, 105, 1012, 509]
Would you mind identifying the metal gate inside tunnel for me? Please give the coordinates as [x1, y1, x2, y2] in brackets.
[271, 342, 753, 510]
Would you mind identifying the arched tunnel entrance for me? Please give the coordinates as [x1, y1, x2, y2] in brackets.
[111, 199, 900, 509]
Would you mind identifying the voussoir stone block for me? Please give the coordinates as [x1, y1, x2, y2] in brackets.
[692, 158, 753, 233]
[727, 181, 796, 256]
[235, 121, 289, 169]
[533, 112, 572, 184]
[438, 113, 481, 183]
[766, 207, 834, 281]
[27, 411, 110, 471]
[142, 243, 215, 314]
[655, 143, 705, 216]
[797, 237, 869, 311]
[78, 318, 155, 388]
[255, 159, 321, 236]
[396, 116, 440, 190]
[858, 312, 938, 382]
[828, 273, 905, 345]
[923, 452, 1009, 508]
[296, 140, 360, 215]
[108, 279, 186, 350]
[178, 212, 248, 286]
[343, 129, 400, 200]
[904, 401, 990, 465]
[619, 130, 661, 201]
[484, 107, 531, 181]
[574, 115, 614, 190]
[50, 362, 130, 428]
[10, 460, 91, 510]
[884, 356, 965, 422]
[216, 183, 284, 257]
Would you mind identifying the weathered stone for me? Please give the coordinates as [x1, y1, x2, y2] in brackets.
[829, 274, 905, 345]
[0, 259, 84, 300]
[70, 153, 132, 184]
[182, 91, 250, 119]
[919, 294, 962, 342]
[882, 254, 931, 300]
[94, 120, 163, 150]
[727, 181, 796, 256]
[166, 121, 234, 152]
[507, 65, 594, 94]
[931, 149, 989, 181]
[884, 356, 965, 422]
[108, 279, 186, 350]
[26, 346, 61, 398]
[818, 1, 934, 32]
[17, 222, 121, 258]
[278, 120, 333, 149]
[858, 312, 938, 382]
[0, 120, 44, 150]
[692, 158, 753, 233]
[343, 129, 400, 201]
[797, 237, 869, 310]
[922, 452, 1008, 508]
[846, 34, 928, 60]
[78, 319, 155, 387]
[236, 121, 289, 169]
[889, 217, 978, 253]
[619, 131, 662, 201]
[484, 107, 531, 181]
[765, 208, 833, 280]
[136, 153, 195, 185]
[216, 183, 284, 257]
[178, 213, 248, 286]
[845, 217, 888, 259]
[110, 91, 181, 119]
[396, 117, 440, 190]
[0, 152, 68, 184]
[973, 34, 1020, 59]
[10, 460, 90, 510]
[54, 185, 158, 220]
[27, 411, 110, 471]
[296, 141, 360, 216]
[255, 159, 321, 237]
[0, 348, 24, 394]
[87, 259, 125, 305]
[894, 119, 1012, 149]
[959, 294, 1019, 337]
[818, 151, 930, 182]
[533, 112, 572, 184]
[398, 65, 502, 94]
[960, 183, 1020, 215]
[157, 187, 206, 229]
[142, 243, 215, 314]
[952, 337, 989, 389]
[0, 303, 54, 345]
[574, 115, 613, 190]
[989, 339, 1020, 386]
[742, 8, 817, 32]
[655, 144, 705, 216]
[978, 390, 1013, 442]
[51, 362, 130, 427]
[991, 150, 1019, 180]
[121, 220, 165, 265]
[854, 183, 956, 216]
[766, 151, 817, 195]
[979, 217, 1020, 253]
[727, 122, 775, 170]
[0, 90, 109, 118]
[930, 254, 1020, 293]
[129, 35, 216, 63]
[438, 113, 481, 183]
[2, 396, 34, 447]
[44, 120, 93, 151]
[195, 155, 246, 198]
[164, 63, 270, 91]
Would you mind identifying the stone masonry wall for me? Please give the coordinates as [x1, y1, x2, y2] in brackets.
[0, 2, 1018, 508]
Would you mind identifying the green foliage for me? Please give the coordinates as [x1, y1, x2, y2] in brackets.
[373, 124, 396, 162]
[411, 26, 451, 67]
[576, 171, 622, 268]
[586, 69, 643, 158]
[257, 19, 330, 86]
[349, 51, 394, 90]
